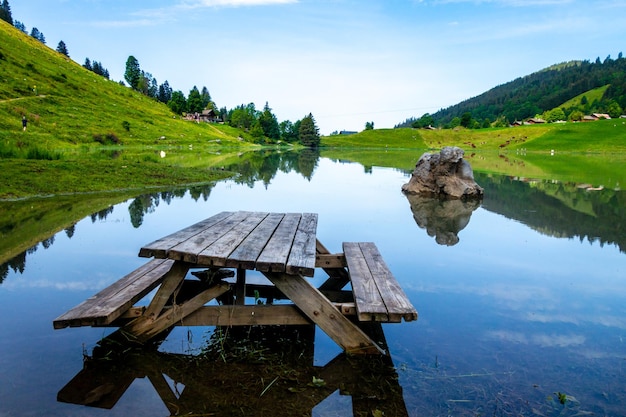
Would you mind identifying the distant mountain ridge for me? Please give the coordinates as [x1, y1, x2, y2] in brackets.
[397, 54, 626, 128]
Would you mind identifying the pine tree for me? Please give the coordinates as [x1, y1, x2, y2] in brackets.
[200, 86, 213, 109]
[56, 40, 69, 57]
[298, 113, 320, 148]
[259, 102, 280, 140]
[158, 81, 172, 104]
[0, 0, 13, 25]
[83, 58, 92, 71]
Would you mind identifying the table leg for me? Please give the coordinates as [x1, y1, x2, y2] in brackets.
[263, 272, 384, 355]
[235, 268, 246, 305]
[121, 261, 229, 343]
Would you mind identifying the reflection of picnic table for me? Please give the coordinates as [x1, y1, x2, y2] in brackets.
[58, 326, 409, 416]
[54, 211, 417, 355]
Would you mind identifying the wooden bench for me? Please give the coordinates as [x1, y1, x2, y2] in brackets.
[343, 242, 417, 323]
[53, 258, 176, 329]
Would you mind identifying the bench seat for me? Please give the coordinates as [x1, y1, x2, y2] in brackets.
[343, 242, 417, 323]
[53, 258, 175, 329]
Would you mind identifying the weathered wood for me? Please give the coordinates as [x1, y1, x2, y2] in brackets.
[53, 258, 175, 329]
[105, 302, 356, 326]
[140, 261, 190, 320]
[359, 242, 417, 322]
[286, 213, 318, 276]
[264, 271, 384, 355]
[225, 213, 284, 269]
[343, 242, 417, 323]
[343, 242, 389, 321]
[138, 211, 234, 258]
[169, 211, 250, 263]
[316, 239, 351, 291]
[122, 282, 230, 343]
[177, 304, 312, 326]
[234, 268, 246, 305]
[255, 213, 300, 273]
[196, 212, 269, 266]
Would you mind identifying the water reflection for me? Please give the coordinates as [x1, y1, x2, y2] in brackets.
[478, 173, 626, 253]
[404, 194, 481, 246]
[1, 151, 625, 283]
[59, 325, 407, 416]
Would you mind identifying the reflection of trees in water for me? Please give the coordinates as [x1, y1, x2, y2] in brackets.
[477, 173, 626, 253]
[1, 150, 322, 280]
[229, 148, 319, 187]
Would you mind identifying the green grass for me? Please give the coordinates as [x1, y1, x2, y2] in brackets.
[558, 85, 609, 110]
[2, 19, 626, 200]
[322, 128, 427, 148]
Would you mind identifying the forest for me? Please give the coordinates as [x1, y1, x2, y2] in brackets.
[397, 54, 626, 129]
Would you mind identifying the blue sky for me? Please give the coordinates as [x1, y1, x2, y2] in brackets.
[12, 0, 626, 134]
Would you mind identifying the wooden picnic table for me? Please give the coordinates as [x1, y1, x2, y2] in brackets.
[54, 211, 417, 355]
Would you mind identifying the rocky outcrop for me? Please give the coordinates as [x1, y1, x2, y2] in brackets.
[401, 147, 483, 199]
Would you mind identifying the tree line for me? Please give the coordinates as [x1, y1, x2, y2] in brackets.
[2, 0, 320, 147]
[124, 55, 320, 147]
[397, 54, 626, 130]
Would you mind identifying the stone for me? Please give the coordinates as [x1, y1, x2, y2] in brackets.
[401, 147, 483, 199]
[405, 193, 481, 246]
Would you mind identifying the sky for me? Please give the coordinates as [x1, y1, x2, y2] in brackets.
[11, 0, 626, 134]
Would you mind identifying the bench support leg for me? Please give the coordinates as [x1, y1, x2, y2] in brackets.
[263, 272, 385, 355]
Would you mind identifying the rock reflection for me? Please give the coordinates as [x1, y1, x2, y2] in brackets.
[58, 325, 408, 416]
[405, 194, 481, 246]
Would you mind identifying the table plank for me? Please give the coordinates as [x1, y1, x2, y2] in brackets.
[139, 211, 234, 258]
[167, 211, 250, 262]
[225, 213, 285, 269]
[196, 212, 269, 266]
[360, 242, 417, 322]
[286, 213, 318, 277]
[255, 213, 301, 273]
[343, 242, 388, 321]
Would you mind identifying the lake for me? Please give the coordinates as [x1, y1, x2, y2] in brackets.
[0, 150, 624, 416]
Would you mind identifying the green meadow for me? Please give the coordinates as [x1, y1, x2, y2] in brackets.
[2, 20, 625, 200]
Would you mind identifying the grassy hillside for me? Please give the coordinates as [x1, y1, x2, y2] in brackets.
[323, 121, 626, 153]
[0, 21, 268, 199]
[0, 20, 251, 148]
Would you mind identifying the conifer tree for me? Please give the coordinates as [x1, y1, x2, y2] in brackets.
[0, 0, 13, 25]
[56, 40, 69, 57]
[124, 56, 141, 90]
[298, 113, 320, 148]
[259, 102, 280, 140]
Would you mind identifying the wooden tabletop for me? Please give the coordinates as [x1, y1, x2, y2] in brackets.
[139, 211, 318, 276]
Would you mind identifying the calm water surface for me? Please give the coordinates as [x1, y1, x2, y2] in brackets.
[0, 155, 624, 416]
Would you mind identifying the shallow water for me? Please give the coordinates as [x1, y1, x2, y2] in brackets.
[0, 155, 624, 416]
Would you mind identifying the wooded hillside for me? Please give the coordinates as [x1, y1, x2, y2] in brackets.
[397, 55, 626, 128]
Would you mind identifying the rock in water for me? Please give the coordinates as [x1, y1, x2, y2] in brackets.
[401, 147, 483, 199]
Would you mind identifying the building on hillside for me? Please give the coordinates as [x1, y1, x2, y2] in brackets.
[199, 109, 221, 123]
[339, 130, 357, 135]
[525, 118, 546, 125]
[185, 109, 221, 123]
[583, 113, 611, 122]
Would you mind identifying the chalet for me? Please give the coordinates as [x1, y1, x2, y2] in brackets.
[583, 113, 611, 122]
[525, 118, 546, 125]
[199, 109, 221, 123]
[185, 109, 221, 123]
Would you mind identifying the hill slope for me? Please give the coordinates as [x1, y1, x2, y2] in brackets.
[397, 57, 626, 127]
[0, 20, 249, 150]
